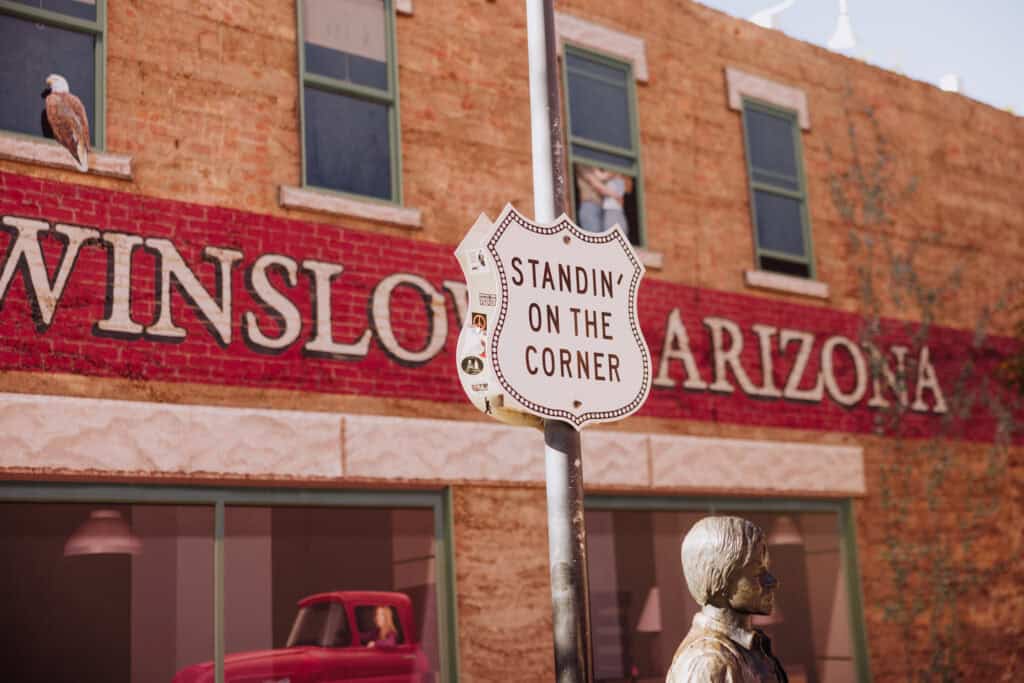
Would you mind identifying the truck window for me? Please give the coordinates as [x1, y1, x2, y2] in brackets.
[355, 605, 404, 646]
[286, 601, 350, 648]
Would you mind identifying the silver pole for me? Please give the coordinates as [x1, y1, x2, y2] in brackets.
[526, 0, 593, 681]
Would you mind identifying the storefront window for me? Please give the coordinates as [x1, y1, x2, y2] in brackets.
[0, 488, 454, 683]
[221, 505, 440, 683]
[0, 502, 214, 683]
[586, 502, 866, 683]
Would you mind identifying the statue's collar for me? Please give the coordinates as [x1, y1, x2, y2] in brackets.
[693, 604, 757, 650]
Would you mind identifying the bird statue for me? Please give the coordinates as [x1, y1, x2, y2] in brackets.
[40, 74, 90, 172]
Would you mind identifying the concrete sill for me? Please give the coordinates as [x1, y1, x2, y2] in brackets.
[0, 132, 132, 180]
[396, 0, 413, 14]
[634, 247, 664, 270]
[279, 185, 422, 230]
[744, 269, 829, 299]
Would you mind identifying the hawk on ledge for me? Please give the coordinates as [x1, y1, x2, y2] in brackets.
[41, 74, 90, 172]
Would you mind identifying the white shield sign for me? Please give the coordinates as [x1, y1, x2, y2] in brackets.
[471, 204, 651, 429]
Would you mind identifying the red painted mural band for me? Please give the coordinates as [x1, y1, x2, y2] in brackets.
[0, 172, 1014, 440]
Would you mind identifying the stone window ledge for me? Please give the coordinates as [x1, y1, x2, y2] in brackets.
[396, 0, 412, 15]
[744, 269, 829, 299]
[634, 246, 664, 270]
[279, 185, 422, 230]
[555, 12, 649, 83]
[0, 132, 132, 180]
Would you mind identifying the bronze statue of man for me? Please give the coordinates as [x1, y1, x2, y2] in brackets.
[666, 516, 788, 683]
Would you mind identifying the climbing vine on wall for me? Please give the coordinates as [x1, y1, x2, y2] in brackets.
[827, 89, 1022, 682]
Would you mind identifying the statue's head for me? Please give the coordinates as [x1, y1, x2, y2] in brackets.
[681, 516, 777, 616]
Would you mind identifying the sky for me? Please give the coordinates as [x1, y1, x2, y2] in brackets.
[695, 0, 1023, 115]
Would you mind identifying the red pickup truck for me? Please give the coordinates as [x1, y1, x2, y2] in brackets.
[173, 591, 429, 683]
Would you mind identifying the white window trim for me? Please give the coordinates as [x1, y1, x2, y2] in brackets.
[554, 12, 648, 83]
[279, 185, 422, 229]
[0, 131, 132, 180]
[725, 67, 810, 129]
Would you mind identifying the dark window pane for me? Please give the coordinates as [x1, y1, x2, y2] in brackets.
[0, 13, 96, 143]
[303, 0, 388, 90]
[754, 189, 806, 257]
[7, 0, 97, 21]
[571, 144, 633, 172]
[304, 88, 391, 199]
[745, 107, 798, 182]
[568, 71, 632, 151]
[565, 51, 627, 85]
[0, 503, 214, 683]
[760, 255, 810, 278]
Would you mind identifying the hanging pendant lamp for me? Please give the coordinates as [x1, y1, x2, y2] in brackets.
[64, 509, 142, 556]
[828, 0, 857, 51]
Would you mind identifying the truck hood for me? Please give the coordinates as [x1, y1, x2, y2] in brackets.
[173, 647, 314, 683]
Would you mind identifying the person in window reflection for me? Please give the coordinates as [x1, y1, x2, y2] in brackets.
[576, 164, 631, 234]
[666, 516, 788, 683]
[575, 163, 603, 232]
[367, 605, 398, 649]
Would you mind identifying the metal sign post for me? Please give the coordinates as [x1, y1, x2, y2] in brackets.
[526, 1, 592, 681]
[454, 2, 652, 680]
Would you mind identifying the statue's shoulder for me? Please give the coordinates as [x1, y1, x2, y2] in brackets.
[666, 630, 745, 683]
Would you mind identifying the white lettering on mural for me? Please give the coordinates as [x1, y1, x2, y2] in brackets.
[0, 217, 951, 414]
[0, 217, 98, 330]
[95, 231, 145, 337]
[780, 328, 824, 402]
[243, 254, 303, 352]
[302, 259, 372, 359]
[370, 273, 448, 366]
[144, 238, 243, 347]
[653, 308, 708, 390]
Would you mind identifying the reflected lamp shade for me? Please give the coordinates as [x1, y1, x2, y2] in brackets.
[64, 510, 142, 556]
[766, 515, 804, 546]
[827, 0, 857, 50]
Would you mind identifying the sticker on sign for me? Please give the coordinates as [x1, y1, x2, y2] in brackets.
[454, 205, 651, 429]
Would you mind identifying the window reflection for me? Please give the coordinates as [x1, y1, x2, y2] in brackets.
[0, 503, 214, 683]
[211, 505, 438, 683]
[573, 162, 638, 241]
[586, 508, 857, 683]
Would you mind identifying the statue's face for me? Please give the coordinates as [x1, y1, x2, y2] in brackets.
[726, 538, 777, 615]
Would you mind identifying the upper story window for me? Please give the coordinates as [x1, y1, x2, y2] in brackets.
[563, 45, 645, 246]
[741, 98, 815, 278]
[0, 0, 105, 148]
[299, 0, 402, 203]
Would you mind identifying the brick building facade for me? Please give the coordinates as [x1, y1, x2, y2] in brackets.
[0, 1, 1021, 682]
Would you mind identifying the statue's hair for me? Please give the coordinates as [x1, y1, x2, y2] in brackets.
[681, 516, 764, 606]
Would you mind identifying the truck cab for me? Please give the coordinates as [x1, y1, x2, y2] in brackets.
[173, 591, 428, 683]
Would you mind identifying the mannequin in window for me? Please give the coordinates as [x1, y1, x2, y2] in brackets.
[367, 606, 398, 649]
[666, 516, 788, 682]
[576, 164, 631, 234]
[575, 163, 603, 232]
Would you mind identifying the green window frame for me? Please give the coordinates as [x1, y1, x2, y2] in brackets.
[297, 0, 404, 205]
[0, 0, 107, 149]
[562, 43, 646, 246]
[585, 494, 871, 682]
[0, 482, 461, 683]
[741, 97, 815, 278]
